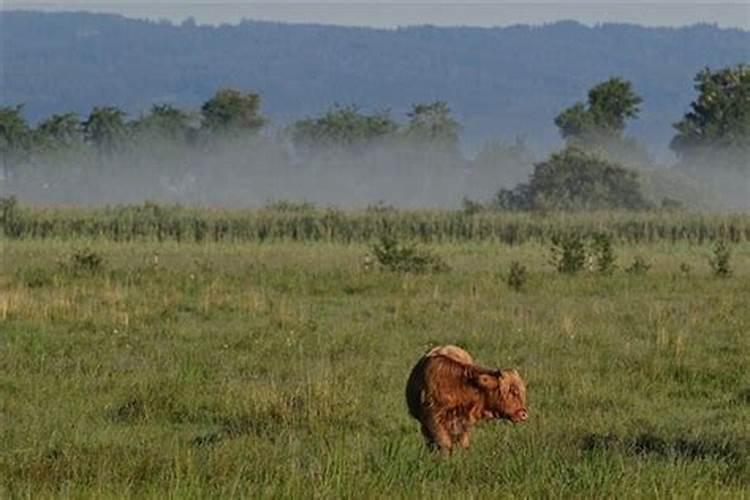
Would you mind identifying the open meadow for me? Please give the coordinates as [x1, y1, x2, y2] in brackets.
[1, 207, 749, 498]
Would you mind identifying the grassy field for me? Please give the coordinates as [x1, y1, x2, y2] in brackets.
[1, 232, 749, 497]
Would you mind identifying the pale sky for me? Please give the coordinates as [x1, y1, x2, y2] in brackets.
[3, 1, 750, 29]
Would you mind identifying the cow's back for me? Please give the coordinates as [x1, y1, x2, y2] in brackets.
[405, 345, 474, 421]
[426, 345, 473, 365]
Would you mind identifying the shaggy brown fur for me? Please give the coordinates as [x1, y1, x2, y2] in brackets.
[405, 345, 528, 452]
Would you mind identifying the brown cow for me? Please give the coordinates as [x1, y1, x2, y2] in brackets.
[405, 345, 528, 452]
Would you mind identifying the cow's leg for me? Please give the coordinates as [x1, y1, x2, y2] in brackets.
[422, 414, 452, 453]
[457, 427, 472, 449]
[420, 423, 437, 451]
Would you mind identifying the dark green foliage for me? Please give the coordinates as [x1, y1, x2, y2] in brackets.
[200, 88, 266, 133]
[506, 261, 528, 291]
[370, 235, 447, 273]
[590, 232, 617, 274]
[66, 248, 105, 274]
[625, 256, 651, 275]
[709, 240, 732, 278]
[671, 65, 750, 164]
[493, 184, 534, 211]
[290, 105, 398, 153]
[404, 101, 461, 153]
[555, 78, 642, 144]
[132, 104, 195, 142]
[530, 148, 648, 210]
[0, 196, 19, 236]
[82, 106, 128, 156]
[551, 232, 617, 275]
[495, 147, 650, 211]
[0, 105, 31, 151]
[550, 233, 587, 274]
[34, 112, 83, 151]
[0, 105, 31, 177]
[554, 78, 649, 165]
[586, 78, 642, 135]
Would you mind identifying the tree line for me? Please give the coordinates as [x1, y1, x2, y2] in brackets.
[0, 64, 747, 209]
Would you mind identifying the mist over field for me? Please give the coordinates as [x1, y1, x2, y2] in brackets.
[4, 127, 749, 211]
[4, 134, 536, 208]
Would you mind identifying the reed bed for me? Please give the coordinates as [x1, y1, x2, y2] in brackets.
[2, 200, 749, 244]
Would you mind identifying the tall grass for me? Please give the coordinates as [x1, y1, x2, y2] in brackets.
[3, 199, 750, 244]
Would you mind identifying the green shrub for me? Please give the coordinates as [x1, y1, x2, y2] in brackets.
[590, 232, 617, 274]
[371, 235, 448, 273]
[709, 240, 732, 278]
[506, 261, 528, 291]
[66, 248, 105, 274]
[625, 256, 651, 275]
[550, 233, 587, 274]
[494, 147, 651, 211]
[0, 196, 20, 237]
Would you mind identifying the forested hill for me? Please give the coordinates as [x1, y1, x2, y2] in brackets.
[2, 11, 749, 152]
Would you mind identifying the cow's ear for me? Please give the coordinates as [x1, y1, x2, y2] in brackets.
[475, 372, 499, 390]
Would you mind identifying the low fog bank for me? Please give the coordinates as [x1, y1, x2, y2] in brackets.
[0, 135, 535, 209]
[2, 134, 748, 211]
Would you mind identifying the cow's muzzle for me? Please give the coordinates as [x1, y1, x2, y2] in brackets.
[513, 409, 528, 423]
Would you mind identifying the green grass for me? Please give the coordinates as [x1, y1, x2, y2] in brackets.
[4, 200, 750, 244]
[1, 238, 748, 498]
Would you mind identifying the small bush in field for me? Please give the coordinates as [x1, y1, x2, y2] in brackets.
[507, 261, 528, 291]
[625, 256, 651, 275]
[590, 232, 617, 274]
[0, 196, 20, 237]
[709, 240, 732, 278]
[371, 235, 448, 273]
[550, 233, 586, 274]
[67, 248, 105, 274]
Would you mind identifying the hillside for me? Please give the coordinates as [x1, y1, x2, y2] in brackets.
[1, 11, 749, 152]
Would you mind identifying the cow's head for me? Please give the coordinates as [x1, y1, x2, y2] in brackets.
[474, 369, 528, 423]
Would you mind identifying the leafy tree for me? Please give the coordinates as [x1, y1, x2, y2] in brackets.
[494, 146, 650, 211]
[0, 105, 31, 183]
[670, 65, 750, 165]
[82, 106, 128, 156]
[290, 105, 397, 153]
[200, 88, 266, 133]
[34, 112, 83, 151]
[403, 101, 461, 152]
[555, 78, 642, 145]
[132, 104, 195, 143]
[554, 102, 594, 142]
